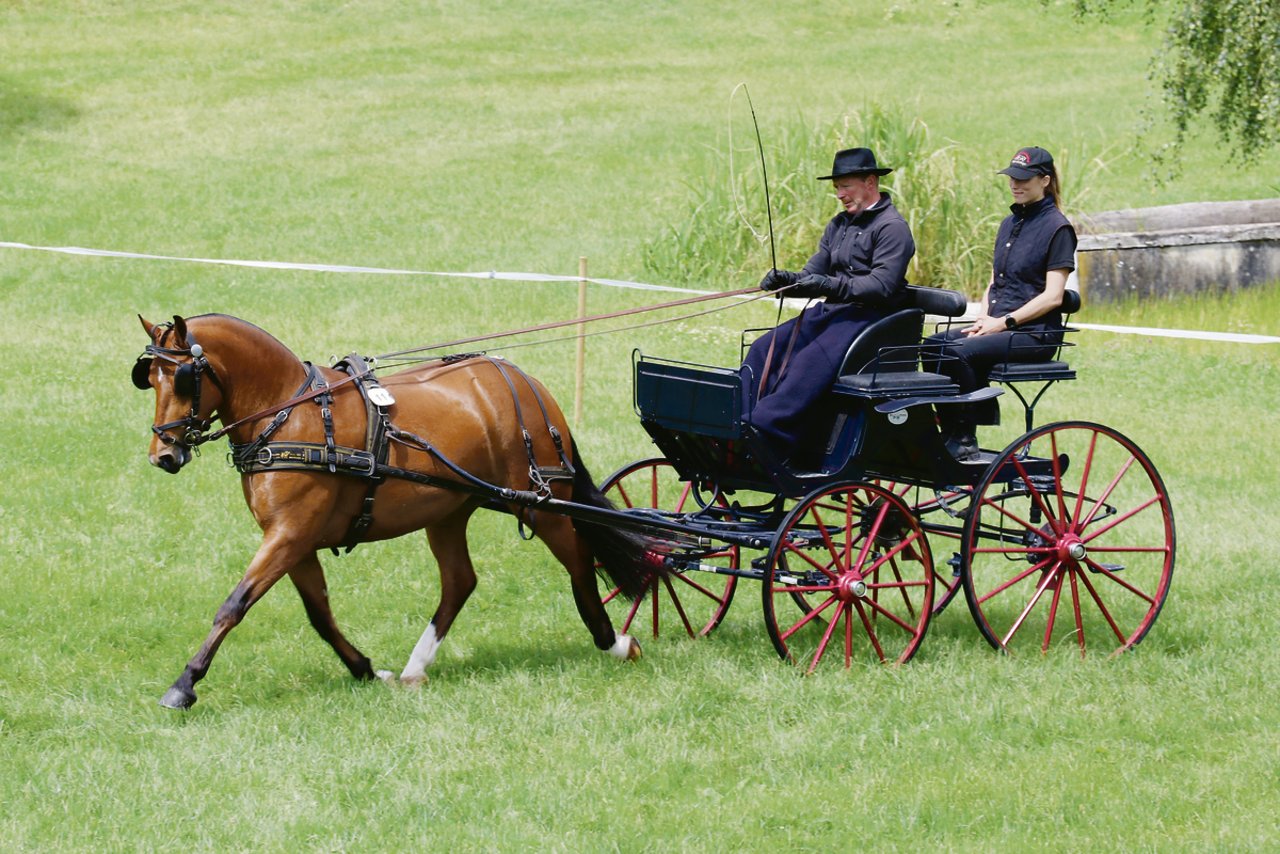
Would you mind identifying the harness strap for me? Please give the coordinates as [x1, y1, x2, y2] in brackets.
[228, 364, 319, 467]
[330, 354, 394, 554]
[231, 441, 378, 477]
[482, 357, 575, 482]
[479, 358, 576, 540]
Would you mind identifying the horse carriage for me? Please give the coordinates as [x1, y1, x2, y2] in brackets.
[599, 285, 1175, 671]
[133, 284, 1174, 707]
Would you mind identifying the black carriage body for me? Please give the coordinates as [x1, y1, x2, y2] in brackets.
[632, 289, 1022, 497]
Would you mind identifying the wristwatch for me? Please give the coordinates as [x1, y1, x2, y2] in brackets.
[1004, 314, 1018, 330]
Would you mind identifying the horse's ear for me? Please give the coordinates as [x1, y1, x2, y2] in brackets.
[172, 315, 189, 346]
[139, 315, 156, 338]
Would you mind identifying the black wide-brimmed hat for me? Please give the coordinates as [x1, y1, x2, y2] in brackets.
[816, 147, 893, 180]
[998, 146, 1055, 180]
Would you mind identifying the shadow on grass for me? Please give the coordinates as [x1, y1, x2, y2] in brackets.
[0, 75, 78, 141]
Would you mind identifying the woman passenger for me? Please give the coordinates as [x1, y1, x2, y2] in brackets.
[927, 146, 1077, 460]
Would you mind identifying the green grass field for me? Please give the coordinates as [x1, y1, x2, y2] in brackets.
[3, 2, 1279, 850]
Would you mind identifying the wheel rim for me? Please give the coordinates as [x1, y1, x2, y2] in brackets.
[962, 421, 1175, 655]
[599, 459, 738, 638]
[763, 482, 934, 672]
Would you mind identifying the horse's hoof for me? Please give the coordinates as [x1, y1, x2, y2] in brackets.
[375, 669, 396, 684]
[159, 685, 196, 710]
[399, 674, 428, 689]
[609, 634, 642, 661]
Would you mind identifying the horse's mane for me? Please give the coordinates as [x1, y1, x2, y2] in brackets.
[185, 313, 301, 361]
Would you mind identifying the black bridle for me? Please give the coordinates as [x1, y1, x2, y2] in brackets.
[132, 326, 225, 450]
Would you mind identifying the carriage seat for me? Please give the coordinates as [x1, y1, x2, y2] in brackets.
[832, 286, 968, 400]
[986, 359, 1075, 383]
[986, 288, 1081, 431]
[987, 289, 1081, 384]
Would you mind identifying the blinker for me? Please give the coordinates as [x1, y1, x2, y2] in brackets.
[174, 362, 196, 398]
[132, 357, 153, 390]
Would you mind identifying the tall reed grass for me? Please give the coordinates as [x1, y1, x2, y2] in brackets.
[645, 103, 1110, 298]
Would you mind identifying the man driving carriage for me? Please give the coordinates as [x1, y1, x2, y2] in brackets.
[745, 146, 915, 455]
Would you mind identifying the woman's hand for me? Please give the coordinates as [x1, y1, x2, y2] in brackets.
[963, 315, 1007, 337]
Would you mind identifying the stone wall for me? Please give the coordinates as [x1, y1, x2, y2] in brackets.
[1073, 199, 1280, 303]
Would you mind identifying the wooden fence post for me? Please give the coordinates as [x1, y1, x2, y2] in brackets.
[574, 256, 587, 430]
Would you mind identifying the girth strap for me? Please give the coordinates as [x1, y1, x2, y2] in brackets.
[229, 356, 395, 555]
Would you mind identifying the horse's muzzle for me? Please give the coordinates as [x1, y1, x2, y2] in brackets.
[152, 446, 190, 474]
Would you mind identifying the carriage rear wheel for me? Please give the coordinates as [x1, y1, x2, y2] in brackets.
[873, 479, 969, 617]
[762, 481, 934, 673]
[961, 421, 1175, 655]
[598, 458, 738, 639]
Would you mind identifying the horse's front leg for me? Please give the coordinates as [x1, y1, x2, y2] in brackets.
[159, 535, 308, 710]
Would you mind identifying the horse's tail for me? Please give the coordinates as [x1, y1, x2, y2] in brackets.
[569, 440, 666, 601]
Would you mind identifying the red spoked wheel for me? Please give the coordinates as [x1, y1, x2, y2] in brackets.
[873, 479, 969, 617]
[962, 421, 1175, 655]
[598, 458, 738, 638]
[763, 481, 934, 672]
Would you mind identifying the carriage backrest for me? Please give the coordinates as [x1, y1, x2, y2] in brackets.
[837, 308, 925, 376]
[837, 286, 969, 378]
[908, 285, 968, 318]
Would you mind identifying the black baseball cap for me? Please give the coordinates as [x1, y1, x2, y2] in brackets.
[998, 147, 1054, 179]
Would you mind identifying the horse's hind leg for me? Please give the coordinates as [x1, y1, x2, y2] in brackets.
[537, 514, 640, 661]
[289, 553, 389, 683]
[400, 511, 478, 685]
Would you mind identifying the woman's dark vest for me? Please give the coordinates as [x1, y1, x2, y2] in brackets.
[989, 195, 1073, 330]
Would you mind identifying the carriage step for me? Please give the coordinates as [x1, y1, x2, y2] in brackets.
[947, 553, 963, 577]
[1088, 562, 1125, 574]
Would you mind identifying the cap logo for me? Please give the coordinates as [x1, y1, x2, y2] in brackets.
[1012, 151, 1031, 166]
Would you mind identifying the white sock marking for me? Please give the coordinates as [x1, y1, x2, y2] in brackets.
[609, 634, 634, 660]
[400, 623, 441, 681]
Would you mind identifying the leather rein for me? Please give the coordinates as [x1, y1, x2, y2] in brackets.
[133, 286, 791, 550]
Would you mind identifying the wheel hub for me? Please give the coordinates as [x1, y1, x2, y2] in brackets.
[1058, 535, 1087, 564]
[837, 572, 868, 601]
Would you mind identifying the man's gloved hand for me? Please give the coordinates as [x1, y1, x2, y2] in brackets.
[791, 272, 840, 299]
[759, 269, 800, 292]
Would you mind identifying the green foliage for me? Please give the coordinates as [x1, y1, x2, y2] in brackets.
[1161, 0, 1280, 158]
[1074, 0, 1280, 163]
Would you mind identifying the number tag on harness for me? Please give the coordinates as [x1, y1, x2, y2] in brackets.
[368, 387, 396, 407]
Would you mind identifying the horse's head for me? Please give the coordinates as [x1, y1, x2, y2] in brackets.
[133, 315, 225, 473]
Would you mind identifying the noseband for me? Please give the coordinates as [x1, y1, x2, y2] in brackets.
[132, 327, 224, 450]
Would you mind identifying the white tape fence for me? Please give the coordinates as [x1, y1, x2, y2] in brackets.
[3, 239, 1277, 345]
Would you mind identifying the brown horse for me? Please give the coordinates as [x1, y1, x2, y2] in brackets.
[134, 314, 658, 709]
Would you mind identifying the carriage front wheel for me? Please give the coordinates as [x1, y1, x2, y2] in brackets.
[961, 421, 1175, 655]
[598, 458, 738, 639]
[762, 481, 934, 673]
